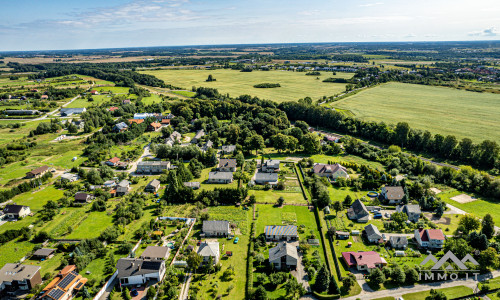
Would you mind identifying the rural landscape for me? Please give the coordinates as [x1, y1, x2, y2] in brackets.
[0, 1, 499, 300]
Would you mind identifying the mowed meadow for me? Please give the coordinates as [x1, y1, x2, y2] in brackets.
[331, 82, 500, 142]
[141, 69, 352, 102]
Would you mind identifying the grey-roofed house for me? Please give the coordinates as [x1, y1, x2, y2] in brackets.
[265, 225, 298, 241]
[221, 145, 236, 154]
[200, 140, 213, 152]
[183, 182, 200, 190]
[116, 258, 166, 286]
[218, 159, 237, 172]
[197, 242, 220, 264]
[254, 172, 279, 185]
[116, 180, 130, 196]
[202, 220, 231, 237]
[145, 179, 161, 193]
[113, 122, 128, 132]
[0, 264, 42, 295]
[389, 236, 408, 249]
[191, 129, 205, 144]
[32, 248, 56, 259]
[381, 186, 405, 204]
[364, 224, 383, 244]
[136, 161, 170, 174]
[396, 204, 421, 223]
[59, 108, 86, 117]
[261, 160, 280, 173]
[60, 173, 79, 182]
[268, 242, 298, 270]
[346, 200, 370, 223]
[140, 246, 170, 260]
[207, 172, 233, 184]
[312, 163, 349, 180]
[3, 205, 31, 219]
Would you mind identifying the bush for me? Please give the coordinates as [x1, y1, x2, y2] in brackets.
[253, 83, 281, 88]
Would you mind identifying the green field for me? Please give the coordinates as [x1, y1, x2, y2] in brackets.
[141, 69, 353, 102]
[332, 82, 500, 142]
[402, 286, 473, 300]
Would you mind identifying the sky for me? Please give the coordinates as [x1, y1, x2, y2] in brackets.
[0, 0, 499, 51]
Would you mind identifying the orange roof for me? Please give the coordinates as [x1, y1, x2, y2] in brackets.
[161, 119, 171, 124]
[108, 157, 120, 164]
[129, 119, 144, 124]
[150, 122, 161, 129]
[59, 265, 76, 276]
[109, 106, 119, 112]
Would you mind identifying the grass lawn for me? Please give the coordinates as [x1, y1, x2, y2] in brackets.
[141, 69, 353, 102]
[248, 189, 306, 205]
[402, 285, 473, 300]
[438, 188, 500, 224]
[65, 209, 114, 239]
[66, 94, 112, 108]
[171, 90, 195, 97]
[0, 239, 37, 267]
[331, 82, 500, 142]
[310, 154, 385, 171]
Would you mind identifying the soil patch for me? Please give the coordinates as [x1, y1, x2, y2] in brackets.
[450, 193, 477, 204]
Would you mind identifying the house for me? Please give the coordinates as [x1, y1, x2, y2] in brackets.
[128, 119, 144, 125]
[32, 248, 56, 259]
[191, 129, 205, 144]
[265, 225, 298, 241]
[312, 163, 349, 180]
[381, 186, 405, 204]
[41, 95, 49, 100]
[336, 231, 350, 240]
[122, 99, 131, 105]
[26, 165, 50, 178]
[160, 119, 170, 126]
[136, 161, 170, 174]
[103, 180, 116, 188]
[113, 122, 128, 132]
[346, 200, 370, 223]
[72, 120, 84, 130]
[197, 242, 220, 265]
[389, 236, 408, 249]
[134, 113, 158, 119]
[116, 180, 130, 196]
[202, 220, 231, 237]
[116, 258, 166, 286]
[207, 172, 233, 184]
[60, 173, 79, 182]
[90, 90, 99, 95]
[3, 205, 30, 219]
[342, 251, 387, 272]
[59, 108, 86, 117]
[254, 172, 279, 185]
[108, 106, 119, 112]
[140, 246, 170, 260]
[261, 160, 280, 172]
[414, 228, 445, 249]
[148, 122, 162, 132]
[106, 157, 120, 166]
[165, 113, 175, 119]
[0, 264, 42, 296]
[396, 204, 421, 223]
[40, 265, 87, 300]
[145, 179, 161, 193]
[221, 145, 236, 154]
[364, 224, 383, 244]
[165, 131, 182, 145]
[268, 242, 298, 270]
[200, 140, 213, 152]
[183, 182, 200, 190]
[74, 192, 92, 204]
[218, 159, 237, 172]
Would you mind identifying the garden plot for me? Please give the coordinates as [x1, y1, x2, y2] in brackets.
[450, 193, 477, 204]
[430, 187, 442, 194]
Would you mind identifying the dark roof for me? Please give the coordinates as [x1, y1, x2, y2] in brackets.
[313, 163, 347, 175]
[74, 192, 90, 201]
[3, 204, 27, 214]
[347, 200, 369, 220]
[383, 186, 405, 200]
[203, 220, 230, 233]
[114, 122, 128, 131]
[116, 258, 164, 278]
[33, 248, 56, 257]
[390, 236, 408, 246]
[218, 159, 237, 169]
[140, 246, 169, 259]
[263, 160, 280, 169]
[268, 242, 298, 262]
[0, 264, 40, 282]
[364, 224, 382, 239]
[208, 171, 233, 180]
[27, 165, 49, 175]
[255, 172, 278, 182]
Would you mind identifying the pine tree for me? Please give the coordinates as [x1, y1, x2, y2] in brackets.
[328, 275, 340, 294]
[481, 214, 495, 239]
[313, 264, 330, 293]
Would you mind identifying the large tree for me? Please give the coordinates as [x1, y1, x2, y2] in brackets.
[395, 122, 410, 148]
[481, 214, 495, 239]
[313, 264, 330, 293]
[459, 214, 481, 234]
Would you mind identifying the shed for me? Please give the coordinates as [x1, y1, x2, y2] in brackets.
[351, 230, 360, 235]
[395, 251, 406, 257]
[33, 248, 56, 259]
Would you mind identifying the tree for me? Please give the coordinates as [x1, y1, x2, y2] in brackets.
[248, 135, 265, 155]
[405, 267, 419, 284]
[68, 123, 78, 134]
[469, 231, 489, 250]
[271, 134, 289, 153]
[391, 265, 406, 284]
[328, 275, 340, 294]
[343, 195, 353, 206]
[284, 276, 306, 299]
[425, 289, 447, 300]
[479, 247, 499, 270]
[368, 268, 385, 288]
[255, 253, 265, 266]
[235, 151, 245, 167]
[206, 74, 216, 82]
[332, 201, 342, 216]
[40, 200, 59, 221]
[302, 133, 321, 154]
[277, 197, 285, 207]
[395, 122, 410, 147]
[146, 286, 156, 300]
[482, 214, 495, 239]
[459, 214, 481, 234]
[444, 238, 472, 258]
[313, 264, 330, 293]
[391, 212, 408, 229]
[251, 285, 268, 300]
[187, 252, 203, 270]
[341, 275, 355, 293]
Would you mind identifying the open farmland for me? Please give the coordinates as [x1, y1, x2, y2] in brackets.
[331, 82, 500, 142]
[141, 69, 353, 102]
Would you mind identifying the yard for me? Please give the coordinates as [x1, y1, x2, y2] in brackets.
[439, 187, 500, 224]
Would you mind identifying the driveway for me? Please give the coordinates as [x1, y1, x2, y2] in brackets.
[290, 241, 311, 292]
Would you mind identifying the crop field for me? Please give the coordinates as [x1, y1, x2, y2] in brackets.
[331, 82, 500, 142]
[141, 69, 353, 102]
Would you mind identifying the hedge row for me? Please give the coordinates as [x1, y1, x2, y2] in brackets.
[312, 292, 341, 299]
[245, 221, 256, 298]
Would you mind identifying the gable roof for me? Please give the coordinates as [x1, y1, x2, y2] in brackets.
[197, 242, 219, 257]
[389, 236, 408, 246]
[114, 122, 128, 131]
[27, 165, 49, 176]
[383, 186, 405, 200]
[108, 157, 120, 164]
[221, 145, 236, 152]
[342, 251, 386, 269]
[149, 122, 161, 129]
[74, 192, 90, 201]
[255, 172, 279, 182]
[265, 225, 298, 237]
[147, 179, 161, 188]
[33, 248, 56, 257]
[417, 228, 445, 241]
[128, 119, 144, 125]
[203, 220, 230, 233]
[263, 160, 280, 168]
[218, 159, 237, 169]
[404, 204, 421, 214]
[364, 224, 382, 238]
[208, 171, 233, 180]
[347, 199, 369, 220]
[3, 204, 28, 214]
[140, 246, 169, 259]
[313, 163, 347, 175]
[116, 258, 163, 278]
[269, 242, 298, 262]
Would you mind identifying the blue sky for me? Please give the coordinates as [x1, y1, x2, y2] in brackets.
[0, 0, 499, 51]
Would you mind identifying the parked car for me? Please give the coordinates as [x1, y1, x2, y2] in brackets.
[131, 289, 139, 297]
[234, 237, 239, 244]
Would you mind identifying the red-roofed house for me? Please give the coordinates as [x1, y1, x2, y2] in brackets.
[41, 95, 49, 100]
[106, 157, 120, 167]
[108, 106, 119, 112]
[148, 122, 162, 132]
[414, 228, 445, 249]
[342, 251, 387, 272]
[128, 119, 144, 125]
[90, 90, 99, 95]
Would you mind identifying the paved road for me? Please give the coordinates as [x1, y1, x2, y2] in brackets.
[127, 143, 152, 174]
[342, 270, 500, 300]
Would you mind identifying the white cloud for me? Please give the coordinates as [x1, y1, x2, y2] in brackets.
[468, 27, 498, 36]
[404, 33, 417, 38]
[358, 2, 384, 7]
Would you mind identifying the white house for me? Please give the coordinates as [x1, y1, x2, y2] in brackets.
[202, 221, 231, 237]
[3, 205, 30, 219]
[197, 242, 220, 265]
[414, 228, 445, 249]
[116, 258, 166, 286]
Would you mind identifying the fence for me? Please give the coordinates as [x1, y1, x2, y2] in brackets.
[92, 270, 118, 300]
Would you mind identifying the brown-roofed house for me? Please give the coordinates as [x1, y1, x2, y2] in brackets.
[161, 119, 171, 125]
[313, 163, 349, 181]
[218, 159, 237, 172]
[40, 265, 87, 300]
[26, 165, 50, 178]
[0, 264, 42, 295]
[148, 122, 162, 132]
[140, 246, 170, 260]
[128, 119, 144, 125]
[381, 186, 405, 204]
[33, 248, 56, 259]
[106, 157, 120, 166]
[108, 106, 119, 112]
[74, 192, 92, 204]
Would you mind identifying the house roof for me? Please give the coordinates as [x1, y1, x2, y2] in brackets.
[389, 236, 408, 246]
[60, 108, 85, 115]
[33, 248, 56, 257]
[74, 192, 90, 201]
[138, 161, 170, 167]
[342, 251, 386, 269]
[263, 160, 280, 168]
[42, 267, 87, 300]
[417, 228, 445, 241]
[404, 204, 421, 214]
[347, 199, 369, 219]
[313, 163, 347, 175]
[183, 182, 200, 188]
[265, 225, 298, 237]
[221, 145, 236, 152]
[161, 119, 171, 124]
[149, 122, 161, 129]
[140, 246, 169, 259]
[364, 224, 382, 239]
[197, 242, 219, 257]
[108, 107, 119, 112]
[336, 231, 350, 236]
[0, 264, 40, 282]
[116, 258, 164, 278]
[208, 172, 233, 180]
[27, 165, 49, 175]
[203, 221, 230, 233]
[61, 173, 79, 181]
[269, 242, 298, 262]
[193, 129, 205, 140]
[3, 204, 28, 214]
[108, 157, 120, 164]
[383, 186, 405, 200]
[114, 122, 128, 130]
[128, 119, 144, 125]
[147, 179, 161, 188]
[118, 180, 130, 187]
[218, 159, 237, 169]
[255, 172, 279, 182]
